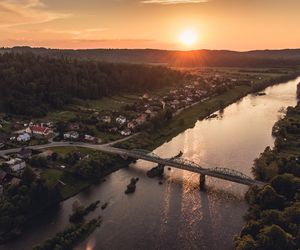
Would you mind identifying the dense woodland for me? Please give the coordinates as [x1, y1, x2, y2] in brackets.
[0, 53, 182, 116]
[3, 47, 300, 67]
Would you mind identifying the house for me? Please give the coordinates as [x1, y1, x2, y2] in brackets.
[116, 115, 127, 125]
[121, 129, 131, 136]
[135, 114, 147, 125]
[17, 133, 31, 142]
[84, 134, 97, 143]
[17, 148, 32, 159]
[0, 136, 6, 149]
[99, 116, 111, 123]
[127, 121, 137, 130]
[68, 123, 80, 131]
[145, 109, 152, 115]
[142, 93, 150, 100]
[28, 125, 52, 137]
[6, 158, 26, 173]
[64, 131, 79, 140]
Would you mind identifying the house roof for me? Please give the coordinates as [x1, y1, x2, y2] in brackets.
[30, 125, 49, 134]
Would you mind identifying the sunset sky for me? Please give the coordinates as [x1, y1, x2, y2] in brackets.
[1, 0, 300, 51]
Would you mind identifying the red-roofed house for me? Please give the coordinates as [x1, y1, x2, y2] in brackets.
[27, 125, 52, 137]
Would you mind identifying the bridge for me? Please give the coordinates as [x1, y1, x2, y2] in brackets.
[0, 142, 265, 187]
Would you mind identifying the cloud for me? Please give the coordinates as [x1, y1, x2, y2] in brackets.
[0, 0, 70, 28]
[141, 0, 209, 4]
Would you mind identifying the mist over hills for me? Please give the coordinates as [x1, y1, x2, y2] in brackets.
[2, 46, 300, 67]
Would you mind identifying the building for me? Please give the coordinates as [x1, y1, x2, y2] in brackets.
[84, 134, 98, 143]
[0, 136, 6, 149]
[121, 129, 132, 136]
[64, 131, 79, 140]
[28, 125, 52, 137]
[127, 121, 137, 130]
[116, 115, 127, 125]
[68, 123, 80, 131]
[17, 133, 31, 142]
[135, 114, 147, 125]
[99, 116, 111, 123]
[6, 158, 26, 173]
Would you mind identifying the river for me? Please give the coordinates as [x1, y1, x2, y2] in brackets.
[2, 76, 300, 250]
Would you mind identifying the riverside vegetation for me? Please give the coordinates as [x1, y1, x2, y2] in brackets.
[235, 96, 300, 249]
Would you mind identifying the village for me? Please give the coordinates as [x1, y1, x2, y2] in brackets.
[0, 69, 254, 190]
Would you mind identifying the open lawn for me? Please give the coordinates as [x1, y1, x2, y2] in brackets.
[51, 146, 95, 156]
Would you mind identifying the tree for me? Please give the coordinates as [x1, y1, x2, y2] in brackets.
[257, 225, 296, 250]
[271, 174, 300, 200]
[21, 167, 36, 185]
[235, 235, 256, 250]
[257, 185, 285, 210]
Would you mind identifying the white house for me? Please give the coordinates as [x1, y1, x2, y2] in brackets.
[64, 131, 79, 140]
[121, 129, 132, 136]
[116, 115, 127, 125]
[17, 133, 31, 142]
[6, 158, 26, 173]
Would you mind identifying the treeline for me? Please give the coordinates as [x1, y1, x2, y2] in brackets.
[0, 52, 182, 117]
[235, 103, 300, 249]
[3, 46, 300, 67]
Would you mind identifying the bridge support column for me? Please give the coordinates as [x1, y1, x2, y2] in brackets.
[158, 164, 165, 176]
[199, 174, 206, 190]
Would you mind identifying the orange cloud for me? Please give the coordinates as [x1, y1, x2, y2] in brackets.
[0, 0, 70, 28]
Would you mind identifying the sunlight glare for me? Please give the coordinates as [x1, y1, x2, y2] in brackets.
[179, 29, 198, 47]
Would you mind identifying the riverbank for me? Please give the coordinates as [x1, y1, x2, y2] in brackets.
[235, 92, 300, 249]
[118, 72, 300, 151]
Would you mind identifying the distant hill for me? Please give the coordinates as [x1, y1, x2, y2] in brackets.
[2, 46, 300, 67]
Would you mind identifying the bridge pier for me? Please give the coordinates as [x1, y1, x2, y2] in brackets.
[158, 164, 165, 175]
[199, 174, 206, 190]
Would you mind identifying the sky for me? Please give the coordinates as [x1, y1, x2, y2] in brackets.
[1, 0, 300, 51]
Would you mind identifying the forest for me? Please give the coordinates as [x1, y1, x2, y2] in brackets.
[3, 46, 300, 67]
[0, 52, 182, 117]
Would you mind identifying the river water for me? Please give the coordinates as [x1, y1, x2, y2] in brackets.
[3, 76, 300, 250]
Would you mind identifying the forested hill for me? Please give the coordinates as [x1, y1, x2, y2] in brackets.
[0, 53, 182, 117]
[2, 47, 300, 67]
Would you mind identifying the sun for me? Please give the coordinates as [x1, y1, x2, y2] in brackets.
[179, 29, 198, 47]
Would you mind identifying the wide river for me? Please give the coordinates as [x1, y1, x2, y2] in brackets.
[3, 76, 300, 250]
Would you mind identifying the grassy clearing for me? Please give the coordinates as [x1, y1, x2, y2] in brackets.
[41, 168, 91, 199]
[42, 110, 77, 123]
[41, 169, 63, 187]
[51, 146, 95, 156]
